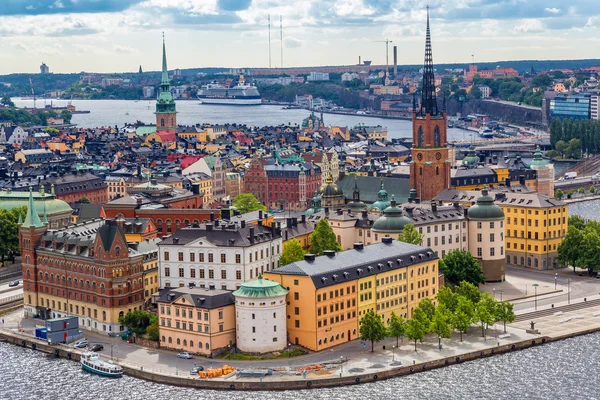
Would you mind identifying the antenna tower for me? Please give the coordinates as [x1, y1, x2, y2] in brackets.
[268, 14, 272, 68]
[280, 15, 283, 68]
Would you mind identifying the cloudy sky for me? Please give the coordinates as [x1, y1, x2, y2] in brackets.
[0, 0, 599, 74]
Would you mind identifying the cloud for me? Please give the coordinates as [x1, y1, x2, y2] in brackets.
[514, 19, 545, 33]
[218, 0, 252, 12]
[0, 0, 144, 15]
[284, 37, 303, 48]
[113, 44, 139, 54]
[545, 8, 560, 14]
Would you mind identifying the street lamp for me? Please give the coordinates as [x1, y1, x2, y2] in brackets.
[111, 344, 118, 361]
[533, 283, 539, 310]
[392, 345, 396, 362]
[568, 278, 571, 304]
[493, 288, 496, 300]
[340, 356, 344, 377]
[555, 273, 558, 290]
[227, 344, 231, 360]
[499, 289, 504, 302]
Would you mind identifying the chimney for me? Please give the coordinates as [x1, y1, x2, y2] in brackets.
[241, 220, 246, 228]
[393, 45, 398, 76]
[519, 175, 525, 186]
[206, 224, 213, 231]
[382, 237, 393, 244]
[222, 209, 231, 221]
[415, 198, 421, 204]
[362, 210, 367, 219]
[249, 226, 255, 244]
[304, 254, 316, 262]
[464, 208, 468, 217]
[258, 210, 263, 220]
[506, 178, 511, 187]
[359, 55, 361, 65]
[323, 250, 335, 258]
[210, 212, 215, 222]
[301, 214, 306, 224]
[353, 242, 364, 251]
[431, 203, 437, 213]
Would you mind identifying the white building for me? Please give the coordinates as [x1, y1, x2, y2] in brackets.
[308, 72, 330, 82]
[158, 221, 283, 291]
[341, 72, 358, 82]
[233, 277, 288, 353]
[592, 94, 599, 120]
[143, 86, 155, 99]
[0, 126, 28, 145]
[478, 85, 491, 99]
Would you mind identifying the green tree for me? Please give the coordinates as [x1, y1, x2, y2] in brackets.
[452, 296, 475, 342]
[436, 285, 459, 312]
[474, 293, 496, 338]
[555, 140, 568, 157]
[431, 304, 453, 349]
[308, 219, 342, 256]
[405, 308, 430, 351]
[0, 207, 27, 261]
[118, 310, 155, 335]
[417, 297, 436, 321]
[232, 193, 266, 214]
[0, 96, 15, 107]
[495, 301, 515, 333]
[455, 281, 482, 304]
[470, 85, 482, 100]
[439, 249, 485, 286]
[554, 188, 564, 199]
[397, 224, 424, 245]
[280, 238, 305, 266]
[77, 196, 91, 204]
[359, 310, 388, 352]
[590, 186, 596, 194]
[569, 215, 586, 230]
[558, 226, 584, 272]
[145, 314, 160, 341]
[387, 311, 405, 347]
[580, 227, 600, 275]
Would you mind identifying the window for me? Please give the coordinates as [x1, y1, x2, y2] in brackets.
[209, 270, 214, 279]
[236, 271, 242, 280]
[477, 233, 482, 243]
[221, 254, 226, 263]
[165, 268, 170, 277]
[294, 307, 299, 315]
[208, 254, 214, 263]
[199, 253, 205, 262]
[490, 248, 495, 257]
[199, 269, 205, 279]
[477, 222, 482, 229]
[179, 268, 184, 278]
[294, 279, 299, 286]
[221, 270, 227, 279]
[294, 320, 300, 328]
[490, 222, 495, 229]
[190, 253, 195, 262]
[164, 252, 170, 261]
[235, 254, 241, 264]
[477, 247, 482, 257]
[490, 233, 495, 242]
[190, 269, 196, 278]
[294, 292, 299, 300]
[178, 252, 184, 262]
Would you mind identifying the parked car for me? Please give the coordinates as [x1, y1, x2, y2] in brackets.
[190, 366, 204, 375]
[177, 352, 193, 359]
[74, 340, 89, 349]
[89, 344, 104, 352]
[8, 280, 19, 287]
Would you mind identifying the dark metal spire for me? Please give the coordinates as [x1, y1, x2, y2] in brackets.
[420, 6, 439, 116]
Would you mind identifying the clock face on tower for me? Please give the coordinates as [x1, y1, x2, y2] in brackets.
[436, 152, 442, 160]
[417, 153, 423, 161]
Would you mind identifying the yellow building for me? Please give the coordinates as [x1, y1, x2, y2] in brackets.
[554, 83, 567, 93]
[188, 172, 213, 205]
[157, 287, 236, 356]
[264, 239, 439, 351]
[178, 126, 208, 142]
[135, 238, 161, 305]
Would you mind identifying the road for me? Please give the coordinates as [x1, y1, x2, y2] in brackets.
[0, 285, 23, 301]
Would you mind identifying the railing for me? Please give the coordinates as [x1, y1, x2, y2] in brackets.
[0, 293, 24, 305]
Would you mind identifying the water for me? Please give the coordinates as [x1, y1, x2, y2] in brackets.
[568, 200, 600, 221]
[2, 333, 599, 400]
[12, 99, 474, 142]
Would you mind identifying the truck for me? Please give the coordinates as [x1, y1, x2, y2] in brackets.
[564, 172, 578, 180]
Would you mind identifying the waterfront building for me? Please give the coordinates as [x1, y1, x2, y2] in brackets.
[410, 9, 451, 201]
[550, 93, 592, 120]
[0, 187, 72, 229]
[232, 277, 288, 353]
[0, 125, 28, 146]
[157, 287, 235, 356]
[307, 72, 330, 81]
[136, 238, 161, 306]
[155, 35, 177, 132]
[157, 221, 282, 291]
[20, 196, 146, 334]
[263, 239, 439, 351]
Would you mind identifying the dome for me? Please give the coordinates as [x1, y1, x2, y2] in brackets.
[528, 146, 549, 168]
[468, 187, 505, 220]
[0, 189, 72, 216]
[462, 145, 480, 167]
[318, 174, 343, 198]
[305, 191, 322, 216]
[345, 200, 367, 212]
[232, 277, 289, 298]
[370, 179, 390, 212]
[372, 195, 413, 233]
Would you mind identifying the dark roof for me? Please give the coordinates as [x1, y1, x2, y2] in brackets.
[337, 175, 409, 204]
[159, 223, 280, 247]
[270, 240, 437, 289]
[156, 287, 235, 309]
[71, 203, 104, 221]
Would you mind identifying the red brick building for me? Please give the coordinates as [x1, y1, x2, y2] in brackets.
[264, 163, 321, 211]
[244, 158, 268, 204]
[13, 171, 108, 204]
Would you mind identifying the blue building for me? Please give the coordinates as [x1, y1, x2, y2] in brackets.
[550, 93, 591, 120]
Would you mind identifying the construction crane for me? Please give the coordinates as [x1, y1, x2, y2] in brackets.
[374, 39, 393, 81]
[28, 74, 37, 110]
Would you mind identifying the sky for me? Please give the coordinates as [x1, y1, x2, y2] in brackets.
[0, 0, 599, 74]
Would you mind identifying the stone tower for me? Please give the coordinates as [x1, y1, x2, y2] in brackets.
[409, 7, 450, 201]
[155, 33, 177, 131]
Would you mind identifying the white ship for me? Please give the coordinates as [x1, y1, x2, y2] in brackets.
[197, 75, 261, 105]
[81, 352, 123, 378]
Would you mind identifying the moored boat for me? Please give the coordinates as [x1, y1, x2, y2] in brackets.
[81, 351, 123, 378]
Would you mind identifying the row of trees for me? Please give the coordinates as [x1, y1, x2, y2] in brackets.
[549, 117, 600, 157]
[558, 215, 600, 275]
[0, 207, 27, 262]
[118, 310, 159, 341]
[0, 106, 72, 126]
[359, 282, 516, 352]
[555, 186, 596, 200]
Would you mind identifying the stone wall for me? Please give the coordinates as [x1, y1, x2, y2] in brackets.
[448, 99, 543, 127]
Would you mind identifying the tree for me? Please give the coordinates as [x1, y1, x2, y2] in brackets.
[452, 296, 474, 342]
[280, 238, 305, 266]
[0, 207, 27, 261]
[495, 301, 515, 333]
[145, 314, 160, 341]
[232, 193, 266, 214]
[590, 186, 596, 194]
[0, 96, 15, 107]
[455, 281, 482, 304]
[555, 140, 568, 157]
[405, 308, 430, 351]
[554, 188, 564, 199]
[580, 228, 600, 275]
[436, 285, 459, 312]
[387, 311, 405, 347]
[439, 249, 485, 286]
[77, 196, 91, 204]
[417, 298, 436, 321]
[359, 310, 388, 352]
[569, 215, 586, 231]
[470, 85, 482, 100]
[118, 310, 154, 335]
[431, 304, 453, 349]
[474, 293, 496, 338]
[558, 226, 584, 272]
[308, 219, 342, 256]
[397, 224, 424, 245]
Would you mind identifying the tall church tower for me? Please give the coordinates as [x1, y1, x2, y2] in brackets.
[409, 7, 450, 201]
[155, 33, 177, 131]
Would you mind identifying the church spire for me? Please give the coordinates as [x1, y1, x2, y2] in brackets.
[22, 187, 43, 228]
[420, 6, 439, 117]
[353, 175, 360, 201]
[161, 32, 169, 85]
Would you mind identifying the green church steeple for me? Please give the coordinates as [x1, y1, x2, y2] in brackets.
[22, 187, 44, 228]
[155, 32, 177, 131]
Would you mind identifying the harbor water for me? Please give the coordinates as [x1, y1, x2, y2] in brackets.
[2, 333, 599, 399]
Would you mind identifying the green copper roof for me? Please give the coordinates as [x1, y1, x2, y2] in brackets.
[467, 187, 504, 220]
[462, 144, 480, 167]
[372, 195, 413, 233]
[0, 189, 73, 216]
[22, 188, 44, 228]
[156, 33, 176, 115]
[232, 277, 289, 298]
[161, 33, 169, 85]
[529, 146, 549, 168]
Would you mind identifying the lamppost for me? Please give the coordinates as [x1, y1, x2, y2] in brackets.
[499, 289, 504, 302]
[340, 356, 344, 377]
[568, 278, 571, 304]
[227, 344, 231, 360]
[555, 273, 558, 290]
[533, 283, 539, 310]
[392, 345, 396, 362]
[493, 288, 496, 300]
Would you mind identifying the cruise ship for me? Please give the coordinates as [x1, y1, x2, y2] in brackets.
[197, 75, 261, 105]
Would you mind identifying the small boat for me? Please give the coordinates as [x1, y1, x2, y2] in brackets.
[81, 352, 123, 378]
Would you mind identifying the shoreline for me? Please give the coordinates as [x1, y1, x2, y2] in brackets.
[0, 326, 592, 391]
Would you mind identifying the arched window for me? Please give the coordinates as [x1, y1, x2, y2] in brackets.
[436, 166, 439, 175]
[434, 125, 441, 148]
[168, 337, 173, 344]
[190, 341, 194, 348]
[115, 247, 121, 257]
[417, 126, 424, 148]
[183, 339, 187, 346]
[160, 118, 165, 127]
[177, 338, 181, 345]
[102, 311, 106, 321]
[162, 336, 165, 343]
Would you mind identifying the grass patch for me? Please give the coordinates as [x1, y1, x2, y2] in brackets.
[217, 349, 306, 360]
